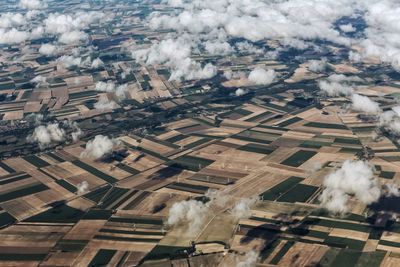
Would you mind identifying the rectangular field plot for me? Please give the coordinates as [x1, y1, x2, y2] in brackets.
[260, 176, 304, 201]
[304, 122, 348, 130]
[168, 155, 214, 172]
[188, 174, 236, 185]
[0, 183, 49, 203]
[72, 160, 118, 184]
[23, 155, 50, 168]
[276, 183, 318, 203]
[166, 182, 211, 194]
[280, 150, 317, 167]
[238, 143, 276, 155]
[88, 249, 117, 267]
[277, 117, 302, 127]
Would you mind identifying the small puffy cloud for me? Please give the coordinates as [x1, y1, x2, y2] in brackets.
[81, 135, 122, 160]
[339, 23, 356, 33]
[379, 107, 400, 136]
[236, 250, 259, 267]
[76, 181, 89, 194]
[95, 81, 115, 92]
[27, 123, 65, 149]
[64, 120, 82, 142]
[57, 55, 82, 68]
[248, 68, 275, 86]
[94, 95, 118, 111]
[235, 88, 247, 96]
[351, 94, 381, 114]
[39, 43, 58, 56]
[19, 0, 47, 10]
[319, 160, 381, 215]
[230, 197, 257, 221]
[91, 58, 104, 69]
[31, 75, 48, 87]
[384, 183, 400, 197]
[204, 40, 233, 55]
[58, 30, 87, 44]
[308, 58, 328, 73]
[167, 199, 209, 236]
[30, 26, 44, 39]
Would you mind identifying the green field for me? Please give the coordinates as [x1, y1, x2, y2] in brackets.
[260, 176, 304, 201]
[56, 179, 77, 193]
[238, 143, 276, 155]
[98, 187, 129, 209]
[166, 182, 211, 194]
[23, 155, 50, 168]
[269, 240, 294, 265]
[304, 122, 348, 130]
[277, 117, 302, 127]
[0, 183, 49, 203]
[168, 155, 214, 172]
[89, 249, 117, 267]
[281, 150, 317, 167]
[54, 239, 88, 252]
[276, 183, 318, 203]
[72, 160, 118, 184]
[24, 205, 85, 223]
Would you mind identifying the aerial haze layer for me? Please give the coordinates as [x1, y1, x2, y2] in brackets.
[1, 0, 400, 266]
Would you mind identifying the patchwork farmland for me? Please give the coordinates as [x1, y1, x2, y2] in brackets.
[2, 92, 400, 266]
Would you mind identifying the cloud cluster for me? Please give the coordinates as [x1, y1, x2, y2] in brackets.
[248, 68, 275, 86]
[27, 123, 65, 149]
[132, 37, 217, 81]
[0, 12, 43, 44]
[0, 13, 24, 28]
[95, 81, 128, 99]
[319, 160, 381, 215]
[0, 28, 29, 44]
[81, 135, 122, 160]
[352, 1, 400, 70]
[151, 0, 353, 45]
[19, 0, 47, 10]
[318, 74, 362, 97]
[166, 188, 257, 236]
[57, 55, 83, 68]
[44, 12, 104, 44]
[27, 121, 82, 149]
